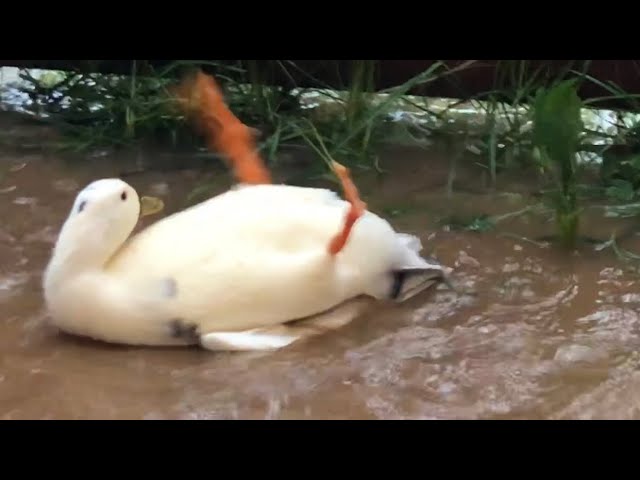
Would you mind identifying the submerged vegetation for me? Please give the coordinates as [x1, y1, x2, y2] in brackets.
[5, 60, 640, 262]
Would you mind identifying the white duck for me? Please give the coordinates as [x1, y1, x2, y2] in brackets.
[42, 176, 448, 351]
[42, 70, 451, 352]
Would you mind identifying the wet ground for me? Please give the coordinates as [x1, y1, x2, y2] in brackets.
[3, 115, 640, 419]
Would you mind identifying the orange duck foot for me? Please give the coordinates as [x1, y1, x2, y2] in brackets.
[328, 161, 367, 255]
[172, 69, 272, 185]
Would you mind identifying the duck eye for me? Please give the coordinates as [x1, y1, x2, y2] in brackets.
[77, 200, 87, 213]
[121, 191, 127, 201]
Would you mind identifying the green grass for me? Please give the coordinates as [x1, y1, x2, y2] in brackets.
[11, 59, 640, 258]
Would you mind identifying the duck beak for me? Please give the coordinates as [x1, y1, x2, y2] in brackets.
[140, 196, 165, 218]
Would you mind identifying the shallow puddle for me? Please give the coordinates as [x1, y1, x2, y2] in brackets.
[2, 116, 640, 419]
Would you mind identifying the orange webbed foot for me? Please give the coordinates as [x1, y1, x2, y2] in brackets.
[328, 161, 367, 256]
[171, 69, 272, 185]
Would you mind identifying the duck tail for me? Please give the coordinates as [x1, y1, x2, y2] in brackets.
[172, 69, 272, 185]
[386, 234, 448, 301]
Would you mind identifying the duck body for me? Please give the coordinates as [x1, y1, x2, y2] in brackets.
[43, 69, 448, 351]
[43, 180, 447, 351]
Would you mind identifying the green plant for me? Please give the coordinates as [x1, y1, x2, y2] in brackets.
[15, 61, 246, 151]
[531, 79, 584, 249]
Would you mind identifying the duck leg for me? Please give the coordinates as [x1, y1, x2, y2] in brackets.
[172, 70, 272, 185]
[327, 161, 367, 255]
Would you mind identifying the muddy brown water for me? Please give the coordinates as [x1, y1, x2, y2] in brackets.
[3, 118, 640, 419]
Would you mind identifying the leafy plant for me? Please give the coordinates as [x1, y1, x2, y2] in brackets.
[532, 79, 584, 249]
